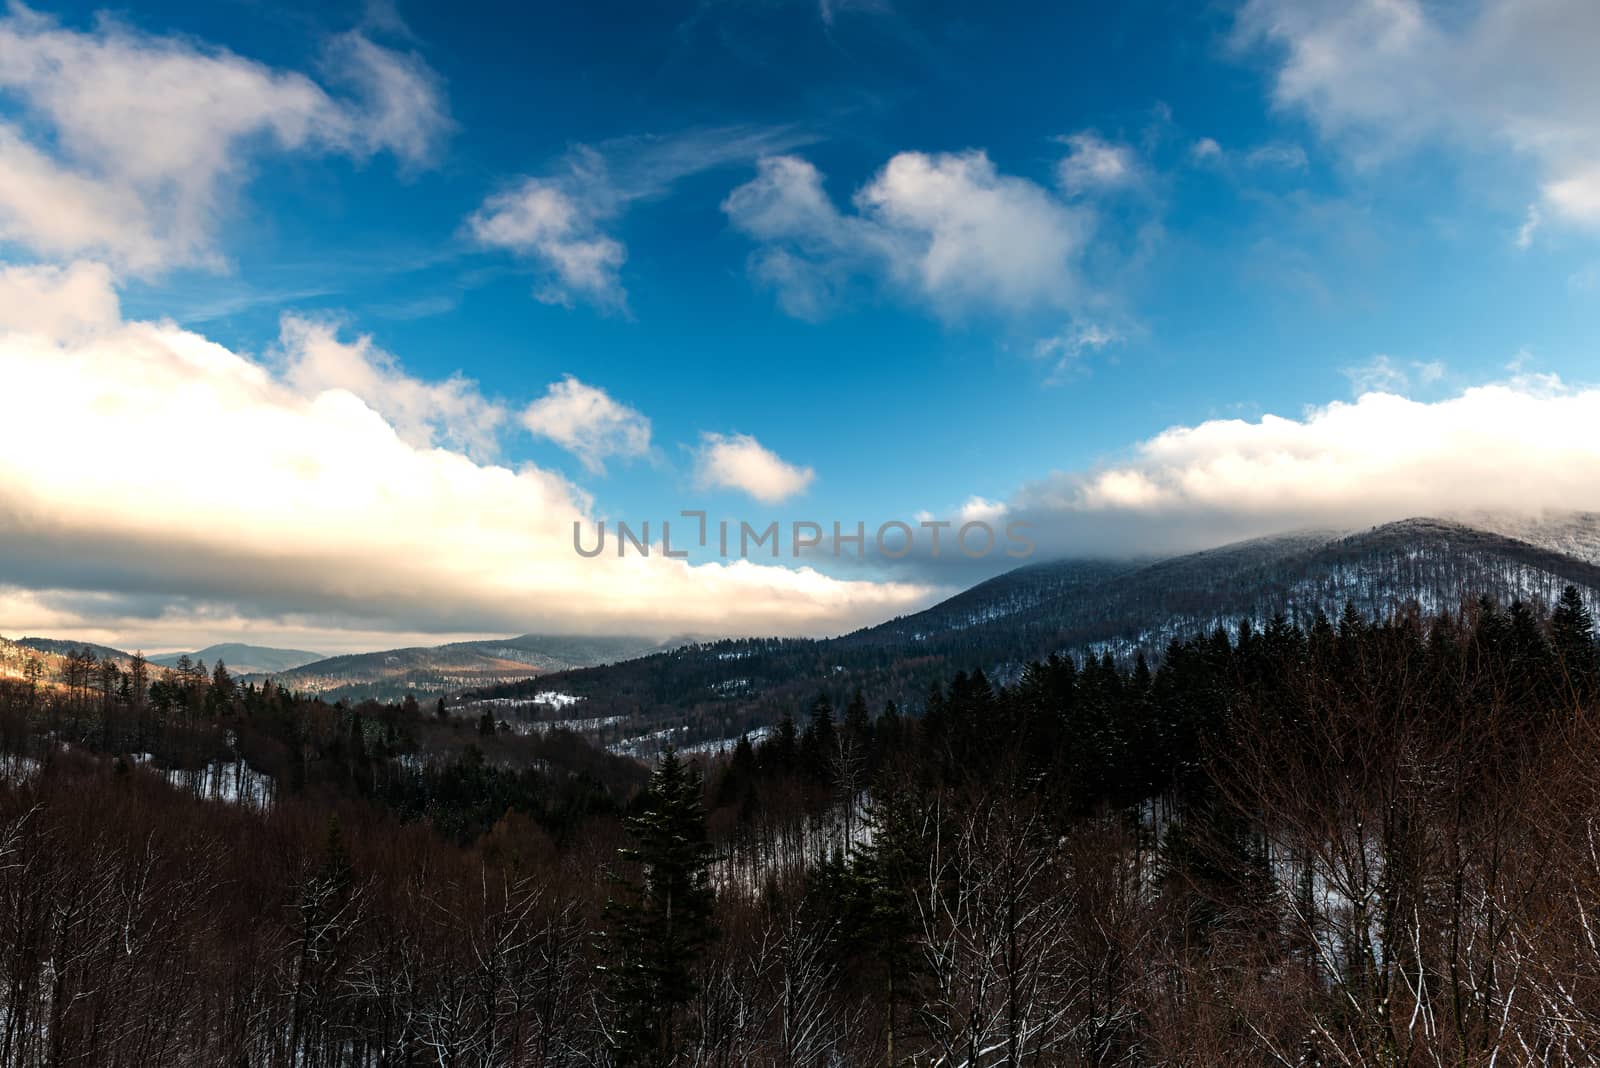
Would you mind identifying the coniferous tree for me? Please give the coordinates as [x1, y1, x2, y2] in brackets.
[843, 689, 872, 743]
[1551, 584, 1597, 696]
[604, 748, 717, 1064]
[802, 694, 837, 785]
[847, 770, 929, 1066]
[764, 711, 799, 773]
[209, 659, 235, 704]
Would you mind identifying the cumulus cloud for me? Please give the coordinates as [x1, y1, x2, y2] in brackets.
[954, 496, 1006, 524]
[693, 432, 815, 503]
[1235, 0, 1600, 227]
[1055, 132, 1140, 194]
[277, 316, 505, 461]
[0, 8, 449, 272]
[1189, 137, 1224, 165]
[723, 150, 1094, 319]
[0, 263, 931, 647]
[468, 126, 814, 310]
[0, 260, 120, 340]
[982, 374, 1600, 561]
[520, 375, 653, 474]
[467, 172, 628, 310]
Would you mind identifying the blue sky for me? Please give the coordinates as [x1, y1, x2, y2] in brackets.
[2, 0, 1600, 651]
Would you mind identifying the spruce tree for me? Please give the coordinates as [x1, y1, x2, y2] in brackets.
[843, 689, 872, 742]
[1551, 584, 1597, 696]
[848, 771, 928, 1067]
[604, 748, 717, 1064]
[801, 693, 837, 785]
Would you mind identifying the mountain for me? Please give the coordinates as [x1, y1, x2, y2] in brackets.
[461, 517, 1600, 755]
[1453, 510, 1600, 565]
[851, 517, 1600, 670]
[12, 636, 134, 663]
[248, 634, 677, 701]
[149, 643, 322, 676]
[0, 635, 46, 683]
[1, 635, 131, 687]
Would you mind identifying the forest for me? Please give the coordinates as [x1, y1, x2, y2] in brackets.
[3, 590, 1600, 1065]
[464, 518, 1600, 759]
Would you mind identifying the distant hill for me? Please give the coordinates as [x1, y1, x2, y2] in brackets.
[150, 643, 322, 676]
[1454, 510, 1600, 566]
[13, 636, 133, 663]
[1, 635, 131, 688]
[247, 634, 676, 701]
[464, 517, 1600, 755]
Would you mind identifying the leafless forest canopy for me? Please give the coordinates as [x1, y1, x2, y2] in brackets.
[4, 591, 1600, 1065]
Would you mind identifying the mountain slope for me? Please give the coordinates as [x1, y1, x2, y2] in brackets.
[934, 517, 1600, 667]
[1, 635, 131, 687]
[464, 517, 1600, 753]
[251, 634, 676, 701]
[13, 636, 133, 662]
[150, 643, 322, 675]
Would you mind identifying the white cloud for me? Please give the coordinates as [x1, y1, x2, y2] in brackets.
[1342, 354, 1449, 396]
[723, 150, 1093, 319]
[323, 31, 452, 168]
[991, 371, 1600, 560]
[1032, 320, 1121, 380]
[0, 260, 120, 340]
[1055, 132, 1140, 194]
[1189, 137, 1224, 165]
[277, 316, 505, 461]
[818, 0, 891, 25]
[467, 175, 628, 310]
[955, 496, 1006, 524]
[1244, 142, 1309, 171]
[1547, 164, 1600, 223]
[1414, 359, 1446, 385]
[1342, 354, 1408, 394]
[1187, 136, 1309, 176]
[0, 8, 448, 272]
[0, 263, 930, 646]
[1235, 0, 1600, 228]
[1517, 203, 1543, 249]
[693, 432, 815, 503]
[521, 375, 652, 474]
[467, 127, 815, 311]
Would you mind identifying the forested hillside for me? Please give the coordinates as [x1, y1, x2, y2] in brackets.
[3, 589, 1600, 1063]
[466, 517, 1600, 759]
[237, 634, 676, 701]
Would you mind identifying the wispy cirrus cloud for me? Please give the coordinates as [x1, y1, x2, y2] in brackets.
[1342, 354, 1446, 396]
[1032, 321, 1122, 382]
[467, 125, 816, 310]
